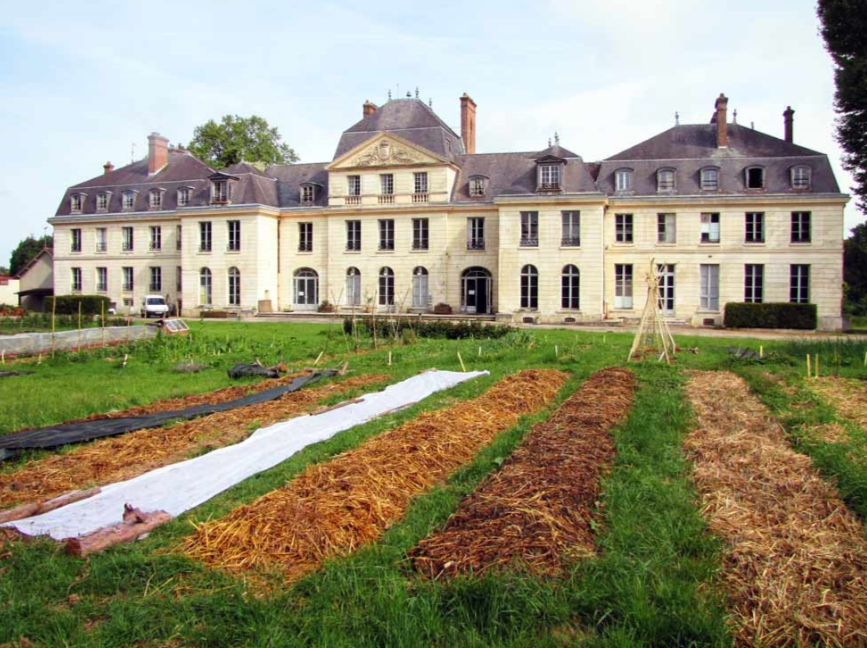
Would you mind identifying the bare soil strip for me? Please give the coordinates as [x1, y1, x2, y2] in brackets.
[810, 376, 867, 432]
[0, 374, 386, 508]
[183, 369, 569, 582]
[686, 371, 867, 648]
[409, 367, 635, 579]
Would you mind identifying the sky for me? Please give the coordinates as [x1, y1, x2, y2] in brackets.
[0, 0, 861, 267]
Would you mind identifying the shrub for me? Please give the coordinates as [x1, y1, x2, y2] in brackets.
[343, 317, 512, 340]
[46, 295, 112, 316]
[724, 302, 817, 330]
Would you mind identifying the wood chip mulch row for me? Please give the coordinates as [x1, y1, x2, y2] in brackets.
[686, 370, 867, 648]
[0, 374, 387, 509]
[182, 369, 569, 582]
[409, 367, 636, 579]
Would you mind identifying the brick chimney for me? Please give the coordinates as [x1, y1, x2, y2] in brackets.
[363, 100, 378, 118]
[783, 106, 795, 143]
[147, 132, 169, 175]
[714, 93, 728, 148]
[460, 93, 477, 155]
[103, 161, 114, 175]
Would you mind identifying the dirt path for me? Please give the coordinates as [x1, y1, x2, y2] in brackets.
[685, 371, 867, 647]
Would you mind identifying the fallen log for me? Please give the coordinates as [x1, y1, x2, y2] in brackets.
[65, 504, 171, 557]
[0, 487, 101, 524]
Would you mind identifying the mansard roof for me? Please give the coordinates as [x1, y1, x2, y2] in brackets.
[334, 97, 464, 163]
[267, 162, 329, 207]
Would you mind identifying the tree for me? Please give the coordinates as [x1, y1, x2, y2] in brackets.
[844, 223, 867, 314]
[10, 235, 52, 276]
[187, 115, 299, 169]
[818, 0, 867, 213]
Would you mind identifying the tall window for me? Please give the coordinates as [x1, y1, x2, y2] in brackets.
[615, 214, 633, 243]
[212, 180, 229, 203]
[656, 213, 676, 244]
[561, 265, 580, 310]
[176, 224, 182, 251]
[412, 218, 429, 250]
[346, 267, 361, 306]
[561, 211, 580, 246]
[520, 212, 539, 247]
[701, 167, 719, 191]
[615, 169, 633, 192]
[657, 169, 675, 192]
[468, 217, 485, 249]
[347, 175, 361, 196]
[540, 164, 561, 188]
[378, 219, 394, 251]
[745, 264, 764, 303]
[228, 267, 241, 306]
[700, 264, 720, 311]
[378, 267, 395, 306]
[700, 213, 720, 243]
[301, 184, 315, 205]
[122, 191, 135, 211]
[150, 226, 162, 251]
[96, 228, 107, 253]
[227, 220, 241, 251]
[122, 226, 134, 251]
[791, 212, 811, 243]
[615, 264, 633, 309]
[790, 265, 810, 303]
[346, 220, 361, 251]
[746, 166, 765, 189]
[412, 267, 429, 308]
[150, 266, 162, 292]
[149, 189, 163, 210]
[71, 267, 82, 292]
[380, 174, 394, 195]
[299, 222, 313, 252]
[176, 266, 182, 292]
[792, 166, 811, 189]
[199, 221, 212, 252]
[70, 194, 83, 213]
[200, 268, 212, 305]
[469, 177, 486, 197]
[71, 228, 82, 252]
[123, 267, 133, 292]
[520, 264, 539, 310]
[96, 267, 108, 292]
[413, 172, 428, 197]
[97, 193, 109, 211]
[178, 187, 191, 207]
[745, 213, 764, 243]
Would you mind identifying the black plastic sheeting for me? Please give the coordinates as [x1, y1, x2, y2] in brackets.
[227, 363, 281, 379]
[0, 370, 336, 460]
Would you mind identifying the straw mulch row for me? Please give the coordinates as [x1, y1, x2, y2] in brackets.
[0, 374, 386, 508]
[809, 376, 867, 432]
[685, 371, 867, 648]
[409, 367, 635, 579]
[182, 369, 569, 582]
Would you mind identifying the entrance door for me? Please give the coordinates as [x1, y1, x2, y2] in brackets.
[294, 269, 319, 311]
[657, 264, 675, 315]
[462, 268, 492, 314]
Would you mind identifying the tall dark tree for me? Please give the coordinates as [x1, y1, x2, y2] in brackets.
[818, 0, 867, 212]
[187, 115, 299, 169]
[844, 223, 867, 314]
[10, 235, 52, 276]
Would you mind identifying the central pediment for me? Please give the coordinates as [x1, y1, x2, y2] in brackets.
[328, 133, 445, 170]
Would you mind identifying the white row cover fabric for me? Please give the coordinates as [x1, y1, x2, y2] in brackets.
[8, 370, 488, 540]
[0, 325, 158, 356]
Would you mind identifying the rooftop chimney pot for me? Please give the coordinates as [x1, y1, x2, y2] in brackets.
[784, 106, 795, 143]
[363, 100, 378, 118]
[460, 93, 477, 155]
[715, 93, 729, 148]
[147, 132, 169, 175]
[103, 161, 114, 175]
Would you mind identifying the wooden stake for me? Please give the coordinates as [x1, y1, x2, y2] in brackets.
[555, 344, 559, 357]
[50, 297, 56, 358]
[457, 351, 466, 372]
[759, 345, 763, 359]
[313, 351, 324, 366]
[388, 351, 392, 366]
[863, 349, 867, 368]
[122, 353, 128, 369]
[478, 345, 482, 357]
[807, 354, 812, 378]
[101, 301, 106, 348]
[815, 354, 820, 379]
[77, 302, 83, 353]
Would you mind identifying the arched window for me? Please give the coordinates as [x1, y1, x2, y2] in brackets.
[657, 168, 675, 192]
[561, 265, 580, 310]
[791, 165, 811, 189]
[199, 268, 212, 306]
[615, 168, 633, 192]
[461, 267, 493, 314]
[520, 265, 539, 310]
[293, 268, 319, 309]
[412, 267, 429, 309]
[378, 267, 395, 306]
[346, 267, 361, 306]
[228, 267, 241, 306]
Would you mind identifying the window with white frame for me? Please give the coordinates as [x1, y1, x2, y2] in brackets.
[615, 264, 633, 309]
[657, 213, 676, 244]
[657, 169, 675, 192]
[212, 180, 229, 203]
[228, 267, 241, 306]
[227, 220, 240, 251]
[380, 174, 394, 195]
[745, 264, 763, 303]
[301, 184, 315, 205]
[122, 226, 134, 251]
[412, 218, 429, 250]
[469, 176, 486, 197]
[346, 220, 361, 251]
[700, 213, 720, 243]
[70, 194, 84, 213]
[540, 164, 561, 188]
[71, 267, 82, 292]
[413, 172, 428, 195]
[150, 266, 162, 292]
[346, 267, 361, 306]
[745, 212, 764, 243]
[700, 264, 720, 311]
[299, 222, 313, 252]
[468, 217, 485, 250]
[520, 265, 539, 310]
[347, 175, 361, 197]
[791, 211, 811, 243]
[700, 167, 719, 191]
[520, 211, 539, 247]
[95, 228, 107, 253]
[123, 266, 133, 292]
[150, 225, 162, 251]
[178, 187, 192, 207]
[561, 211, 580, 246]
[71, 228, 82, 253]
[96, 267, 108, 292]
[97, 192, 109, 212]
[561, 265, 580, 310]
[378, 219, 395, 250]
[615, 214, 633, 243]
[378, 267, 395, 305]
[412, 266, 429, 308]
[615, 169, 633, 192]
[122, 191, 135, 211]
[149, 189, 163, 210]
[791, 166, 811, 189]
[746, 166, 765, 189]
[790, 264, 810, 303]
[199, 221, 212, 252]
[200, 268, 212, 305]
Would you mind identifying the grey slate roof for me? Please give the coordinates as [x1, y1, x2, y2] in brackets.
[267, 163, 330, 208]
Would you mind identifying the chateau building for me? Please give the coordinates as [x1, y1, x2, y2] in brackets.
[49, 91, 847, 330]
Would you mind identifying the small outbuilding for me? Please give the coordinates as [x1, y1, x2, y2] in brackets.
[16, 248, 54, 313]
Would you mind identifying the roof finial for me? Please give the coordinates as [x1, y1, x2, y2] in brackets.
[751, 121, 755, 130]
[406, 90, 411, 98]
[554, 131, 560, 145]
[415, 87, 419, 99]
[388, 88, 392, 100]
[131, 142, 136, 163]
[675, 111, 680, 126]
[733, 108, 738, 124]
[548, 137, 552, 147]
[428, 97, 432, 107]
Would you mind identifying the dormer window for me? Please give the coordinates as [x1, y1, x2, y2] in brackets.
[122, 190, 136, 211]
[301, 184, 316, 206]
[657, 168, 675, 192]
[615, 169, 633, 192]
[177, 187, 192, 207]
[469, 176, 488, 198]
[700, 167, 719, 191]
[791, 166, 811, 190]
[149, 188, 164, 210]
[539, 164, 562, 190]
[212, 179, 229, 204]
[96, 192, 110, 212]
[746, 166, 765, 190]
[70, 193, 84, 214]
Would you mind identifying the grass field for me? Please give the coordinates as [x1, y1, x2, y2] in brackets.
[1, 321, 866, 647]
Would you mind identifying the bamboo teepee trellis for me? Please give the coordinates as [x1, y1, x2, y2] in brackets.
[627, 259, 677, 364]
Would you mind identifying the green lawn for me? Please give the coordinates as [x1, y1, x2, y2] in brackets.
[1, 322, 866, 647]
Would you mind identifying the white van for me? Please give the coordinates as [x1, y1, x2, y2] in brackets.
[140, 295, 170, 319]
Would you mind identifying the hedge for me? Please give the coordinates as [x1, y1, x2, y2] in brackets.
[343, 318, 512, 340]
[724, 302, 817, 330]
[46, 295, 112, 316]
